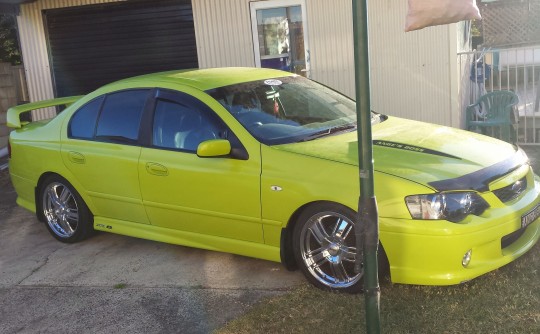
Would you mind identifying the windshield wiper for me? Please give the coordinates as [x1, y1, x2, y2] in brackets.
[300, 124, 357, 142]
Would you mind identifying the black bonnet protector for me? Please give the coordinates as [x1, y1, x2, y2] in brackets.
[428, 149, 529, 192]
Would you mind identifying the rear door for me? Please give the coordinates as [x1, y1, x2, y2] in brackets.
[61, 89, 151, 224]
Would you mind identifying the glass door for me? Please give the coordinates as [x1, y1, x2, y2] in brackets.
[250, 0, 310, 77]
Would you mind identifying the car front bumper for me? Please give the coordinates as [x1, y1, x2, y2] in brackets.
[381, 173, 540, 286]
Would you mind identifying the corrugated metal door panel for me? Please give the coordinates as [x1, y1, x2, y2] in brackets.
[308, 0, 458, 126]
[192, 0, 255, 68]
[368, 0, 457, 127]
[18, 0, 120, 117]
[44, 0, 198, 97]
[306, 0, 355, 98]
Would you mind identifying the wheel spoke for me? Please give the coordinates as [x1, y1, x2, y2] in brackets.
[59, 187, 70, 203]
[65, 209, 79, 221]
[65, 220, 75, 234]
[330, 262, 349, 283]
[331, 217, 340, 235]
[342, 246, 357, 263]
[309, 261, 328, 272]
[309, 219, 330, 245]
[48, 188, 61, 208]
[334, 218, 353, 239]
[57, 216, 74, 234]
[308, 247, 326, 263]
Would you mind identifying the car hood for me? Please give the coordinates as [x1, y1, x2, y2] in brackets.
[273, 117, 524, 190]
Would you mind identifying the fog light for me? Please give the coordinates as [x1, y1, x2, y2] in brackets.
[462, 250, 472, 267]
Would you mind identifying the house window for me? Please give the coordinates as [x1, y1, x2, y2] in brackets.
[250, 0, 309, 77]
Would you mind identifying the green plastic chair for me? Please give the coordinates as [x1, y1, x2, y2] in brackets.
[466, 90, 519, 144]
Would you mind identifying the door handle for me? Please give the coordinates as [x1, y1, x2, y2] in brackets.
[68, 151, 85, 164]
[145, 162, 168, 176]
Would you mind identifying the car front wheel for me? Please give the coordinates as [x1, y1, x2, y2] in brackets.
[293, 203, 364, 293]
[40, 175, 93, 243]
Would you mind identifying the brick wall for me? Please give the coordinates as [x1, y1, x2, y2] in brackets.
[0, 63, 19, 148]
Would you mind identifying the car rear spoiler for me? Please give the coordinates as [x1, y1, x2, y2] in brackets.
[7, 95, 83, 129]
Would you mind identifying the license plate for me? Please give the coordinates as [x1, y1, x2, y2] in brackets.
[522, 202, 540, 228]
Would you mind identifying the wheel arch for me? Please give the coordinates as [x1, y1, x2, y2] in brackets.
[280, 200, 353, 271]
[35, 171, 95, 222]
[35, 172, 59, 222]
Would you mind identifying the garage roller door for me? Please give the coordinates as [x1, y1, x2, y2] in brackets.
[44, 0, 198, 97]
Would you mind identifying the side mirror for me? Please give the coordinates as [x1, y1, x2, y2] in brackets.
[197, 139, 231, 158]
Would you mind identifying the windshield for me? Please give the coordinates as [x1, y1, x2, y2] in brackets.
[206, 76, 383, 145]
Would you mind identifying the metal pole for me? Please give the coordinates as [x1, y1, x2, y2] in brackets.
[351, 0, 381, 333]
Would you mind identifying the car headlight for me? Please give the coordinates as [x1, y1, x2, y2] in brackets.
[405, 192, 489, 223]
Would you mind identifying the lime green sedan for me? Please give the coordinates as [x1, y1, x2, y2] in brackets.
[7, 68, 540, 292]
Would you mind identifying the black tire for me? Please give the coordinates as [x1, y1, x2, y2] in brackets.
[39, 175, 93, 243]
[293, 202, 389, 293]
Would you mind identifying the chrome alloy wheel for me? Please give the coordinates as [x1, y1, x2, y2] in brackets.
[299, 211, 361, 288]
[42, 182, 80, 238]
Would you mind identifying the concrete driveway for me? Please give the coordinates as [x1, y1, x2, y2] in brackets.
[0, 165, 303, 333]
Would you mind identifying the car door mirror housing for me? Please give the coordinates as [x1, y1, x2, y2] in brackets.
[197, 139, 232, 158]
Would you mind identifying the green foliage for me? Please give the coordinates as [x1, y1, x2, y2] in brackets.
[471, 19, 482, 37]
[0, 14, 21, 65]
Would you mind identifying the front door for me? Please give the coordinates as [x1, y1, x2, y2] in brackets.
[138, 90, 263, 243]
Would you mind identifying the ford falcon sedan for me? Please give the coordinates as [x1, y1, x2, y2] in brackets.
[7, 68, 540, 292]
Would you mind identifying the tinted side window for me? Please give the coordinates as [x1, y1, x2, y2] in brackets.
[96, 90, 149, 142]
[152, 99, 221, 152]
[69, 96, 103, 139]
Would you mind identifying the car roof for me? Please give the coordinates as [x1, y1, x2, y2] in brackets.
[108, 67, 296, 91]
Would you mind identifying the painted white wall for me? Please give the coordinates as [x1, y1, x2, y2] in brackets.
[367, 1, 462, 127]
[192, 0, 255, 68]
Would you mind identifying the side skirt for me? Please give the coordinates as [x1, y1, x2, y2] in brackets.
[93, 217, 282, 263]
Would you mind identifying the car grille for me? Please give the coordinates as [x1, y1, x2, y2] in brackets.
[501, 228, 526, 249]
[493, 177, 527, 203]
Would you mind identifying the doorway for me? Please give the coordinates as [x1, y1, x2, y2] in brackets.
[250, 0, 310, 77]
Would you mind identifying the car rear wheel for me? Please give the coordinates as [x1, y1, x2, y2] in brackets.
[40, 175, 93, 243]
[293, 203, 364, 293]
